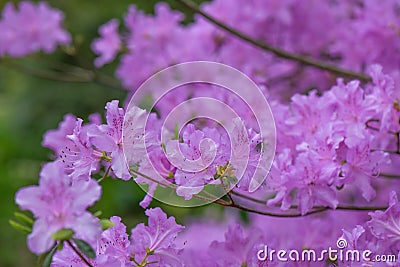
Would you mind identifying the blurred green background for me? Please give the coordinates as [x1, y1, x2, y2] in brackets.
[0, 0, 210, 266]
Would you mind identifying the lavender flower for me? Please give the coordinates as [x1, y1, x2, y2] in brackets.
[15, 161, 101, 254]
[0, 1, 70, 57]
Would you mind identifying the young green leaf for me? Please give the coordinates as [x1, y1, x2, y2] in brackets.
[51, 228, 74, 241]
[14, 212, 34, 226]
[41, 245, 58, 267]
[9, 219, 31, 233]
[93, 210, 102, 217]
[72, 238, 96, 259]
[99, 218, 115, 230]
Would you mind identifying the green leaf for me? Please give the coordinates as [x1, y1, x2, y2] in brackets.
[93, 210, 102, 217]
[239, 210, 250, 225]
[99, 219, 115, 230]
[9, 219, 31, 233]
[14, 212, 34, 226]
[145, 247, 154, 255]
[72, 238, 96, 259]
[130, 163, 140, 179]
[51, 228, 74, 241]
[42, 245, 58, 267]
[223, 175, 238, 185]
[172, 122, 180, 140]
[57, 241, 64, 251]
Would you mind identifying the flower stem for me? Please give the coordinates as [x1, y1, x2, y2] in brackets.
[231, 190, 268, 205]
[0, 58, 124, 90]
[98, 165, 112, 183]
[130, 169, 229, 205]
[378, 173, 400, 179]
[66, 240, 94, 267]
[130, 169, 388, 217]
[228, 202, 327, 217]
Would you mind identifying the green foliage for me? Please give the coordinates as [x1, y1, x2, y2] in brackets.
[14, 212, 33, 226]
[40, 245, 58, 267]
[72, 238, 96, 259]
[51, 229, 74, 241]
[99, 218, 115, 230]
[9, 219, 31, 234]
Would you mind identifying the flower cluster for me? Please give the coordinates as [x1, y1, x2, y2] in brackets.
[7, 0, 400, 266]
[0, 1, 70, 57]
[93, 0, 400, 99]
[266, 66, 395, 214]
[52, 208, 184, 267]
[15, 68, 400, 265]
[91, 19, 121, 67]
[42, 100, 133, 182]
[15, 161, 101, 255]
[340, 192, 400, 266]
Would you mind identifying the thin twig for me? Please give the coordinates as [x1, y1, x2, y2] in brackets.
[218, 177, 234, 205]
[131, 169, 175, 189]
[1, 59, 91, 82]
[229, 202, 327, 217]
[365, 120, 399, 137]
[229, 202, 386, 217]
[231, 190, 388, 212]
[97, 165, 112, 183]
[0, 58, 124, 90]
[365, 120, 381, 132]
[175, 0, 371, 82]
[130, 169, 229, 205]
[335, 205, 387, 211]
[66, 240, 94, 267]
[133, 168, 314, 216]
[378, 173, 400, 179]
[131, 169, 388, 217]
[231, 190, 267, 205]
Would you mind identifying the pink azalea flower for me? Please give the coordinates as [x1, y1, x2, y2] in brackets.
[0, 1, 70, 57]
[367, 191, 400, 251]
[210, 223, 265, 266]
[62, 118, 102, 181]
[130, 208, 184, 266]
[53, 247, 121, 267]
[15, 161, 102, 254]
[88, 100, 131, 180]
[97, 216, 130, 265]
[92, 19, 121, 67]
[42, 113, 77, 155]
